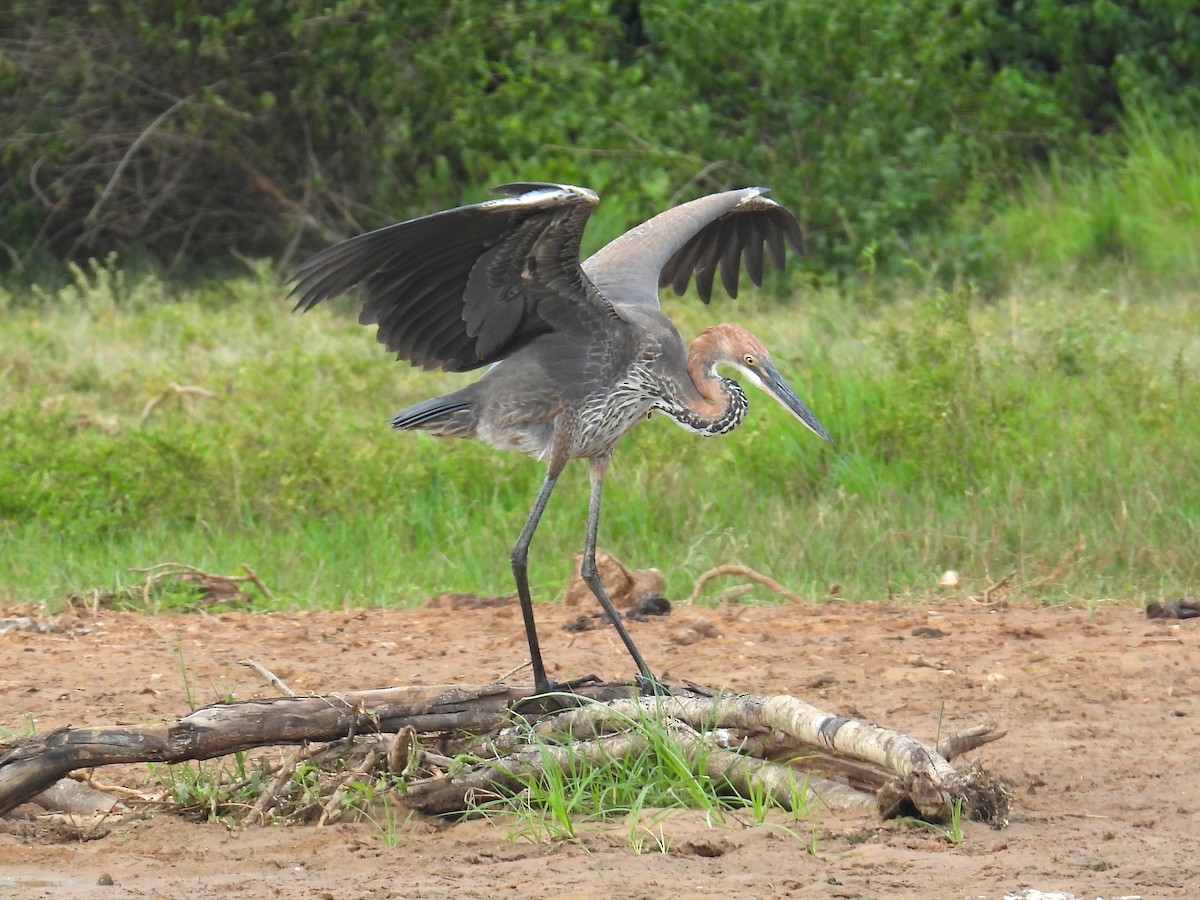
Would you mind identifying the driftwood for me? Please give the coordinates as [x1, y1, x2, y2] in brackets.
[0, 681, 1008, 827]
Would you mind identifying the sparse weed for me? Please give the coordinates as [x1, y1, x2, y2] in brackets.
[340, 776, 411, 847]
[897, 797, 964, 845]
[473, 698, 814, 848]
[149, 757, 264, 822]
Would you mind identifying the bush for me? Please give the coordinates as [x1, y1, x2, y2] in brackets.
[2, 1, 1197, 279]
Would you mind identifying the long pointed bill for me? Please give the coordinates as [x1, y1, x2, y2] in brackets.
[756, 360, 834, 444]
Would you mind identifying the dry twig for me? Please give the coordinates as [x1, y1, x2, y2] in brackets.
[1021, 536, 1087, 594]
[240, 659, 297, 697]
[128, 562, 275, 606]
[139, 383, 219, 424]
[975, 570, 1017, 605]
[685, 565, 806, 605]
[2, 682, 1008, 830]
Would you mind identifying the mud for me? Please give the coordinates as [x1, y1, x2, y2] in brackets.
[1, 596, 1196, 898]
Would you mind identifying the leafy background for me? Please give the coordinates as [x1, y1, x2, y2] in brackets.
[4, 1, 1198, 281]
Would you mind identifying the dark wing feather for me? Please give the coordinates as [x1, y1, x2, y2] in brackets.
[582, 187, 804, 309]
[660, 192, 803, 305]
[290, 184, 612, 372]
[743, 216, 765, 286]
[719, 220, 745, 299]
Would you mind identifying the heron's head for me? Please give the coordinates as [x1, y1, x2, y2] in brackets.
[696, 324, 833, 444]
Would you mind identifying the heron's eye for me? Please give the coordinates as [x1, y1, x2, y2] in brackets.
[744, 354, 757, 367]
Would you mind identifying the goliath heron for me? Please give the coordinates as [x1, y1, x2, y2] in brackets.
[291, 182, 832, 694]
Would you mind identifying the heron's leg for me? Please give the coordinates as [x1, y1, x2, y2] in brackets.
[581, 458, 661, 690]
[511, 469, 561, 695]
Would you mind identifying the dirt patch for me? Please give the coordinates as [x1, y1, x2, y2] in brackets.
[1, 597, 1197, 898]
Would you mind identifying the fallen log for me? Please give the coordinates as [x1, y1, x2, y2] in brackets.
[0, 682, 620, 815]
[0, 681, 1008, 827]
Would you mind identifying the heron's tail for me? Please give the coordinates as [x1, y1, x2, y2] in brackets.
[389, 391, 477, 438]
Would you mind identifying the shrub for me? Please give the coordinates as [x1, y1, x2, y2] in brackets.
[2, 1, 1197, 278]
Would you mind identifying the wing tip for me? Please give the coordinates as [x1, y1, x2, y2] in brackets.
[489, 182, 599, 205]
[737, 188, 805, 258]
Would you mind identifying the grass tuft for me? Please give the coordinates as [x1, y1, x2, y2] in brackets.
[989, 109, 1200, 291]
[472, 698, 814, 847]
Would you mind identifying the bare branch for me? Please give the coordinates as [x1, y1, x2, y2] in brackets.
[686, 564, 806, 604]
[85, 96, 190, 228]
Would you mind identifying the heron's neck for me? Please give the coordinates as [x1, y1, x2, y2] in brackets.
[657, 335, 749, 436]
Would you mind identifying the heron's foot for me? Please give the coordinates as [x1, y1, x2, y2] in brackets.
[514, 674, 603, 715]
[538, 673, 602, 695]
[635, 672, 671, 696]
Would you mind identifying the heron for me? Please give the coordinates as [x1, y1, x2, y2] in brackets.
[290, 182, 832, 695]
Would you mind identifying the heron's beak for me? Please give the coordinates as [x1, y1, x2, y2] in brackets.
[757, 360, 834, 444]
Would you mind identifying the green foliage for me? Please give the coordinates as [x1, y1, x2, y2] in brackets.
[872, 285, 988, 480]
[475, 699, 812, 846]
[3, 2, 1198, 277]
[150, 754, 266, 822]
[897, 796, 964, 845]
[339, 776, 410, 847]
[1, 265, 1196, 610]
[988, 110, 1200, 288]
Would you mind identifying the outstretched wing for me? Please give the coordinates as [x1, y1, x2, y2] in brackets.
[290, 183, 614, 372]
[582, 187, 804, 307]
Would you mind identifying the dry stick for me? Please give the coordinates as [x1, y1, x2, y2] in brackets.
[246, 744, 316, 826]
[240, 659, 297, 698]
[138, 383, 219, 424]
[409, 692, 983, 820]
[936, 724, 1008, 762]
[402, 723, 813, 816]
[387, 727, 416, 776]
[86, 96, 189, 227]
[419, 749, 457, 771]
[976, 570, 1017, 605]
[1021, 535, 1087, 593]
[0, 683, 1001, 823]
[409, 722, 871, 816]
[495, 659, 533, 683]
[493, 718, 871, 813]
[0, 684, 552, 816]
[712, 728, 901, 795]
[685, 565, 806, 605]
[72, 770, 155, 802]
[237, 564, 276, 602]
[710, 585, 755, 605]
[316, 748, 380, 827]
[69, 588, 105, 617]
[227, 147, 346, 246]
[127, 562, 275, 605]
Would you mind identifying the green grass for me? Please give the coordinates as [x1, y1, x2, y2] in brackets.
[989, 110, 1200, 292]
[1, 253, 1197, 610]
[897, 796, 964, 845]
[473, 698, 815, 847]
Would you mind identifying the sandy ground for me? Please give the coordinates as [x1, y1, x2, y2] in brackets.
[1, 591, 1197, 899]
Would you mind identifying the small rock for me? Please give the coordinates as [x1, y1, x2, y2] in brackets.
[668, 618, 722, 646]
[563, 615, 593, 633]
[627, 590, 671, 620]
[911, 625, 946, 638]
[1146, 596, 1200, 619]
